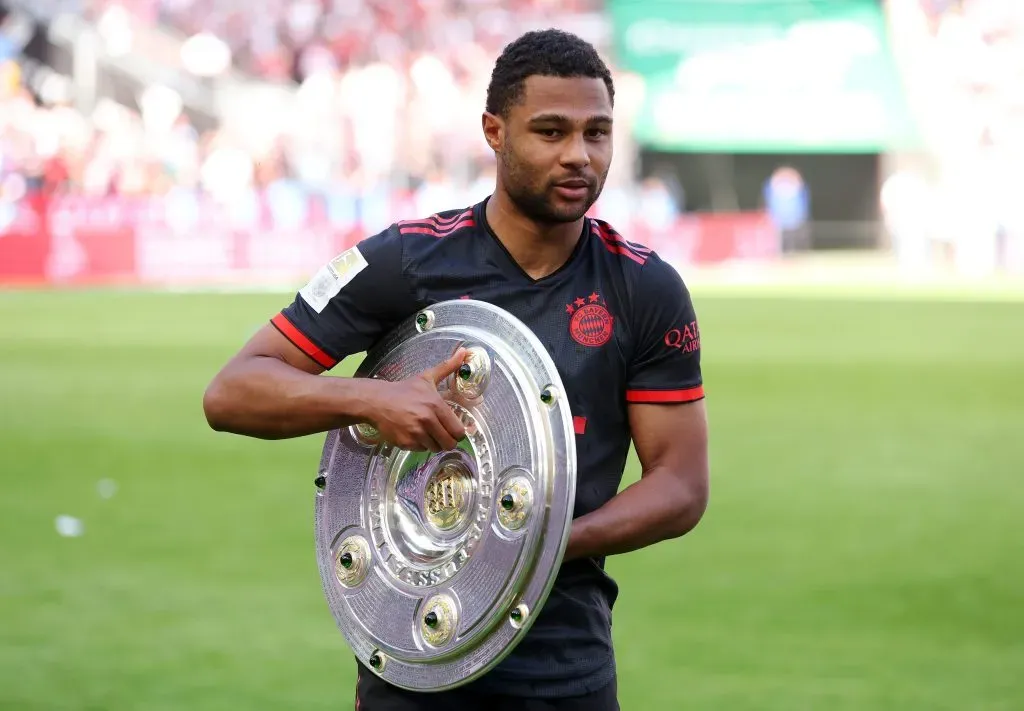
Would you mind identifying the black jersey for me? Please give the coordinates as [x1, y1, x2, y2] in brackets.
[271, 198, 704, 698]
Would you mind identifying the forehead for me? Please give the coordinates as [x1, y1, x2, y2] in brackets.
[512, 75, 612, 120]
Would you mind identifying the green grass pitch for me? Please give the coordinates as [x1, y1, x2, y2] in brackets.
[1, 287, 1022, 710]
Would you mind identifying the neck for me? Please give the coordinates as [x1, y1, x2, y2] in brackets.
[485, 190, 586, 281]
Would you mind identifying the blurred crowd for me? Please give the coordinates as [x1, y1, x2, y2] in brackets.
[909, 0, 1024, 157]
[86, 0, 604, 85]
[10, 0, 1024, 272]
[2, 0, 662, 231]
[882, 0, 1024, 274]
[0, 60, 255, 204]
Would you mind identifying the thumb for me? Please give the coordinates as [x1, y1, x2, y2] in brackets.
[423, 347, 469, 385]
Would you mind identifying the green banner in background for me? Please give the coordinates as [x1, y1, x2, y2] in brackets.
[608, 0, 919, 153]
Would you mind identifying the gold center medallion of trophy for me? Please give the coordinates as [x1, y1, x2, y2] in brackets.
[424, 462, 472, 531]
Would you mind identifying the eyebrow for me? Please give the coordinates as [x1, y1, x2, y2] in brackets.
[527, 113, 613, 125]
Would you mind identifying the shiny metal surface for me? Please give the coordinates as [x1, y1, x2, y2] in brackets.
[313, 299, 577, 692]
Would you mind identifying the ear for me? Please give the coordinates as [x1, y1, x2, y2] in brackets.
[481, 111, 504, 153]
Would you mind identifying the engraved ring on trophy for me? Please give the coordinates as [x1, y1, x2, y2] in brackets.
[312, 299, 577, 692]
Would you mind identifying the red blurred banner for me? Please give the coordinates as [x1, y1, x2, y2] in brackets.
[0, 193, 50, 284]
[0, 193, 779, 286]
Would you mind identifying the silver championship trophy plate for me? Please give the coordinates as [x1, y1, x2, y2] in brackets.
[312, 299, 577, 692]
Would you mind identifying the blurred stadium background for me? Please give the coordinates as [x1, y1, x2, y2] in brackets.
[2, 0, 1022, 709]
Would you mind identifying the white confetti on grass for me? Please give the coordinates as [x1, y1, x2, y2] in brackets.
[97, 479, 118, 500]
[55, 515, 84, 538]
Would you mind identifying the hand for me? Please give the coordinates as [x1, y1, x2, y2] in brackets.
[365, 348, 469, 452]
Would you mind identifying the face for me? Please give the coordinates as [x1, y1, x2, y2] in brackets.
[484, 75, 613, 225]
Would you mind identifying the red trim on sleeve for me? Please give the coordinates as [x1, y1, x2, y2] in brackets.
[573, 416, 587, 435]
[270, 313, 338, 369]
[626, 386, 705, 403]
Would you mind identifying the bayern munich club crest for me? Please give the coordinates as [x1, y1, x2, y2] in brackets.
[566, 293, 614, 347]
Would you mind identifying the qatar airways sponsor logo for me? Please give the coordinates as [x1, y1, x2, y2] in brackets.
[664, 320, 700, 354]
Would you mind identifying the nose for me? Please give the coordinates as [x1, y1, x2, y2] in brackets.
[559, 133, 591, 170]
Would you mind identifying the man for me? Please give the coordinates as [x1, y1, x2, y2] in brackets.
[762, 165, 810, 254]
[204, 29, 709, 711]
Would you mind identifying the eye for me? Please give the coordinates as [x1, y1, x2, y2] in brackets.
[586, 128, 610, 139]
[536, 128, 562, 138]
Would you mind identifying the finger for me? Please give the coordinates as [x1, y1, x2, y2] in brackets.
[406, 418, 442, 452]
[424, 416, 458, 452]
[400, 432, 431, 453]
[400, 436, 428, 453]
[423, 347, 468, 385]
[436, 401, 467, 441]
[420, 430, 446, 453]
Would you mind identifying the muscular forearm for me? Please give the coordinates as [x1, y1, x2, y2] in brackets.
[563, 467, 708, 561]
[203, 356, 375, 439]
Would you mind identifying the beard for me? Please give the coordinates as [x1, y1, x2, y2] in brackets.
[499, 144, 605, 225]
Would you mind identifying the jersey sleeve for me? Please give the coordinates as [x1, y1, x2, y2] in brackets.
[269, 226, 419, 369]
[625, 253, 705, 404]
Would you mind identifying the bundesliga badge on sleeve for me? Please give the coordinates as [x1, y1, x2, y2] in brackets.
[311, 299, 578, 692]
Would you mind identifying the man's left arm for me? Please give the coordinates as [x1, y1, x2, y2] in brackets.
[564, 400, 709, 560]
[564, 253, 709, 560]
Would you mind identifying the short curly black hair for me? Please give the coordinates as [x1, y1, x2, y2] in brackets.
[485, 29, 615, 117]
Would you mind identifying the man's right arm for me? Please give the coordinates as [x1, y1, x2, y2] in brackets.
[202, 229, 468, 451]
[202, 326, 469, 448]
[202, 323, 375, 440]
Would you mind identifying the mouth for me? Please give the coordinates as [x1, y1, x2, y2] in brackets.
[552, 180, 591, 200]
